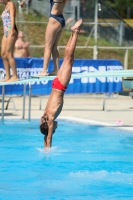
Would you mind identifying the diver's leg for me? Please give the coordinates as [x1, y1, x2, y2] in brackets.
[57, 19, 83, 86]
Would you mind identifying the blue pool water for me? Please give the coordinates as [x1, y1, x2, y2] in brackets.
[0, 119, 133, 200]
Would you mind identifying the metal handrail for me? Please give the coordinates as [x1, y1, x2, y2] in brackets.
[16, 20, 128, 25]
[0, 70, 5, 81]
[27, 45, 133, 70]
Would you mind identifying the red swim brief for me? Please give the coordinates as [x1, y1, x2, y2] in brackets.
[52, 77, 67, 92]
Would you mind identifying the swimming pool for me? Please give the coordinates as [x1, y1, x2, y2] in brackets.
[0, 119, 133, 200]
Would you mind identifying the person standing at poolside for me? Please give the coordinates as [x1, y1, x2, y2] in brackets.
[14, 31, 30, 58]
[38, 0, 67, 76]
[40, 19, 83, 149]
[0, 0, 19, 82]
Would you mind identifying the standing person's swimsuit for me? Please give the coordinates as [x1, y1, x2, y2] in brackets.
[49, 0, 65, 28]
[1, 8, 18, 37]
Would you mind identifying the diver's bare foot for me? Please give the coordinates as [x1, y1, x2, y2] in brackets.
[37, 71, 48, 76]
[71, 19, 83, 32]
[6, 76, 19, 82]
[0, 77, 10, 82]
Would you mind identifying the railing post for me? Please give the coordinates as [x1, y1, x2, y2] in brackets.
[22, 83, 26, 119]
[77, 0, 80, 20]
[124, 49, 128, 70]
[26, 0, 29, 14]
[0, 71, 5, 121]
[2, 86, 5, 121]
[119, 21, 123, 46]
[93, 45, 98, 59]
[103, 97, 106, 111]
[28, 82, 32, 121]
[94, 0, 98, 44]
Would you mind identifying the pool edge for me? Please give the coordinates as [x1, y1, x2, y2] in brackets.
[2, 116, 133, 132]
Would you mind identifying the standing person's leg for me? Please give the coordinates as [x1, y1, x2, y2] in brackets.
[49, 29, 62, 76]
[38, 18, 62, 76]
[0, 36, 11, 82]
[6, 31, 18, 82]
[57, 19, 83, 87]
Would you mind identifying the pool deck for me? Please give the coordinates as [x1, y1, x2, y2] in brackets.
[1, 94, 133, 129]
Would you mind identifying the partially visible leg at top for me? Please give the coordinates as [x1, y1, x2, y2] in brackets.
[0, 36, 10, 82]
[57, 30, 75, 78]
[6, 30, 19, 82]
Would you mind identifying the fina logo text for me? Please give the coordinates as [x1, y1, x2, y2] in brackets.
[70, 66, 123, 84]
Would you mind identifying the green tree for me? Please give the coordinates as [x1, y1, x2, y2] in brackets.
[104, 0, 133, 18]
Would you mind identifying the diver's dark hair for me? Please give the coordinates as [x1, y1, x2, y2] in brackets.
[40, 122, 48, 136]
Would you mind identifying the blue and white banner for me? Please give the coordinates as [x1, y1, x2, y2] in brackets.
[0, 58, 123, 95]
